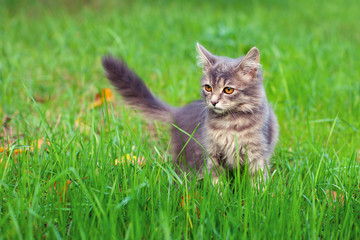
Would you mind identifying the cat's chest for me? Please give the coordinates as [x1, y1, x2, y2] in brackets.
[208, 128, 237, 145]
[206, 118, 257, 146]
[206, 129, 242, 167]
[208, 127, 246, 151]
[206, 119, 261, 166]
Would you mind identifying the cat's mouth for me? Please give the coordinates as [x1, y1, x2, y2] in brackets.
[210, 106, 226, 114]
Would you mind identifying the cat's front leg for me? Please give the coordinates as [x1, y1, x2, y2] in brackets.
[206, 154, 225, 187]
[246, 147, 270, 188]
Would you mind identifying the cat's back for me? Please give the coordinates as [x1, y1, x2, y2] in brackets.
[173, 100, 206, 129]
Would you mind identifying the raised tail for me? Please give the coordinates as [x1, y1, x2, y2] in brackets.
[102, 56, 174, 123]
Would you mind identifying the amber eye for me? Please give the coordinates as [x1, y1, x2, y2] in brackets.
[224, 87, 234, 94]
[204, 85, 212, 92]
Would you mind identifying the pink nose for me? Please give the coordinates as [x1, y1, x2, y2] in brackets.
[211, 100, 218, 106]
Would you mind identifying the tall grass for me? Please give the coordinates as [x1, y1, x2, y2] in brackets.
[1, 0, 359, 238]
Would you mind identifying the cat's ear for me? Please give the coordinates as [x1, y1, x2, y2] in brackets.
[235, 47, 260, 81]
[196, 42, 216, 71]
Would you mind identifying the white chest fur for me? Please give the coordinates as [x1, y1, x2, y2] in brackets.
[206, 115, 264, 169]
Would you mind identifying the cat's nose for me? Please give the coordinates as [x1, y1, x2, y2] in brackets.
[211, 100, 218, 106]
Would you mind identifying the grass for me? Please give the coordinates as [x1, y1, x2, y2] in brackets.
[1, 0, 359, 239]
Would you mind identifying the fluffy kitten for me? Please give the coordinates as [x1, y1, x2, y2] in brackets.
[102, 43, 279, 184]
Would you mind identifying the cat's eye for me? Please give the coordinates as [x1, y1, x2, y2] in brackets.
[204, 85, 212, 92]
[223, 87, 234, 94]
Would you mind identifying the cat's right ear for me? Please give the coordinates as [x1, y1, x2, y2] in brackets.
[196, 43, 216, 71]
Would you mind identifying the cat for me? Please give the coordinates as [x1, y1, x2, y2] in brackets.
[102, 43, 279, 185]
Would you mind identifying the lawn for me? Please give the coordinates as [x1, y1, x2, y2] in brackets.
[1, 0, 359, 239]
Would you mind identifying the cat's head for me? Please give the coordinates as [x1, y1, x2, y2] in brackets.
[197, 43, 265, 115]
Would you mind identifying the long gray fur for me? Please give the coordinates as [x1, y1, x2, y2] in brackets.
[102, 43, 279, 183]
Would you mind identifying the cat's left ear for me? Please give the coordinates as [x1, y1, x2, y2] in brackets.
[196, 42, 216, 71]
[235, 47, 260, 81]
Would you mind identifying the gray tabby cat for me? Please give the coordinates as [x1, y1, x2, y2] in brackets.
[102, 43, 279, 184]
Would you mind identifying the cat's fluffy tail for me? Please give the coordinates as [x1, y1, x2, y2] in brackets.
[102, 56, 174, 123]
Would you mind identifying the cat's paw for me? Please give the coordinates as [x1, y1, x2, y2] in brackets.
[211, 177, 224, 196]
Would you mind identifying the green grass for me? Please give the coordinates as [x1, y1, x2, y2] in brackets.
[1, 0, 359, 239]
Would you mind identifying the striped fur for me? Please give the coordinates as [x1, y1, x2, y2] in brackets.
[102, 43, 279, 183]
